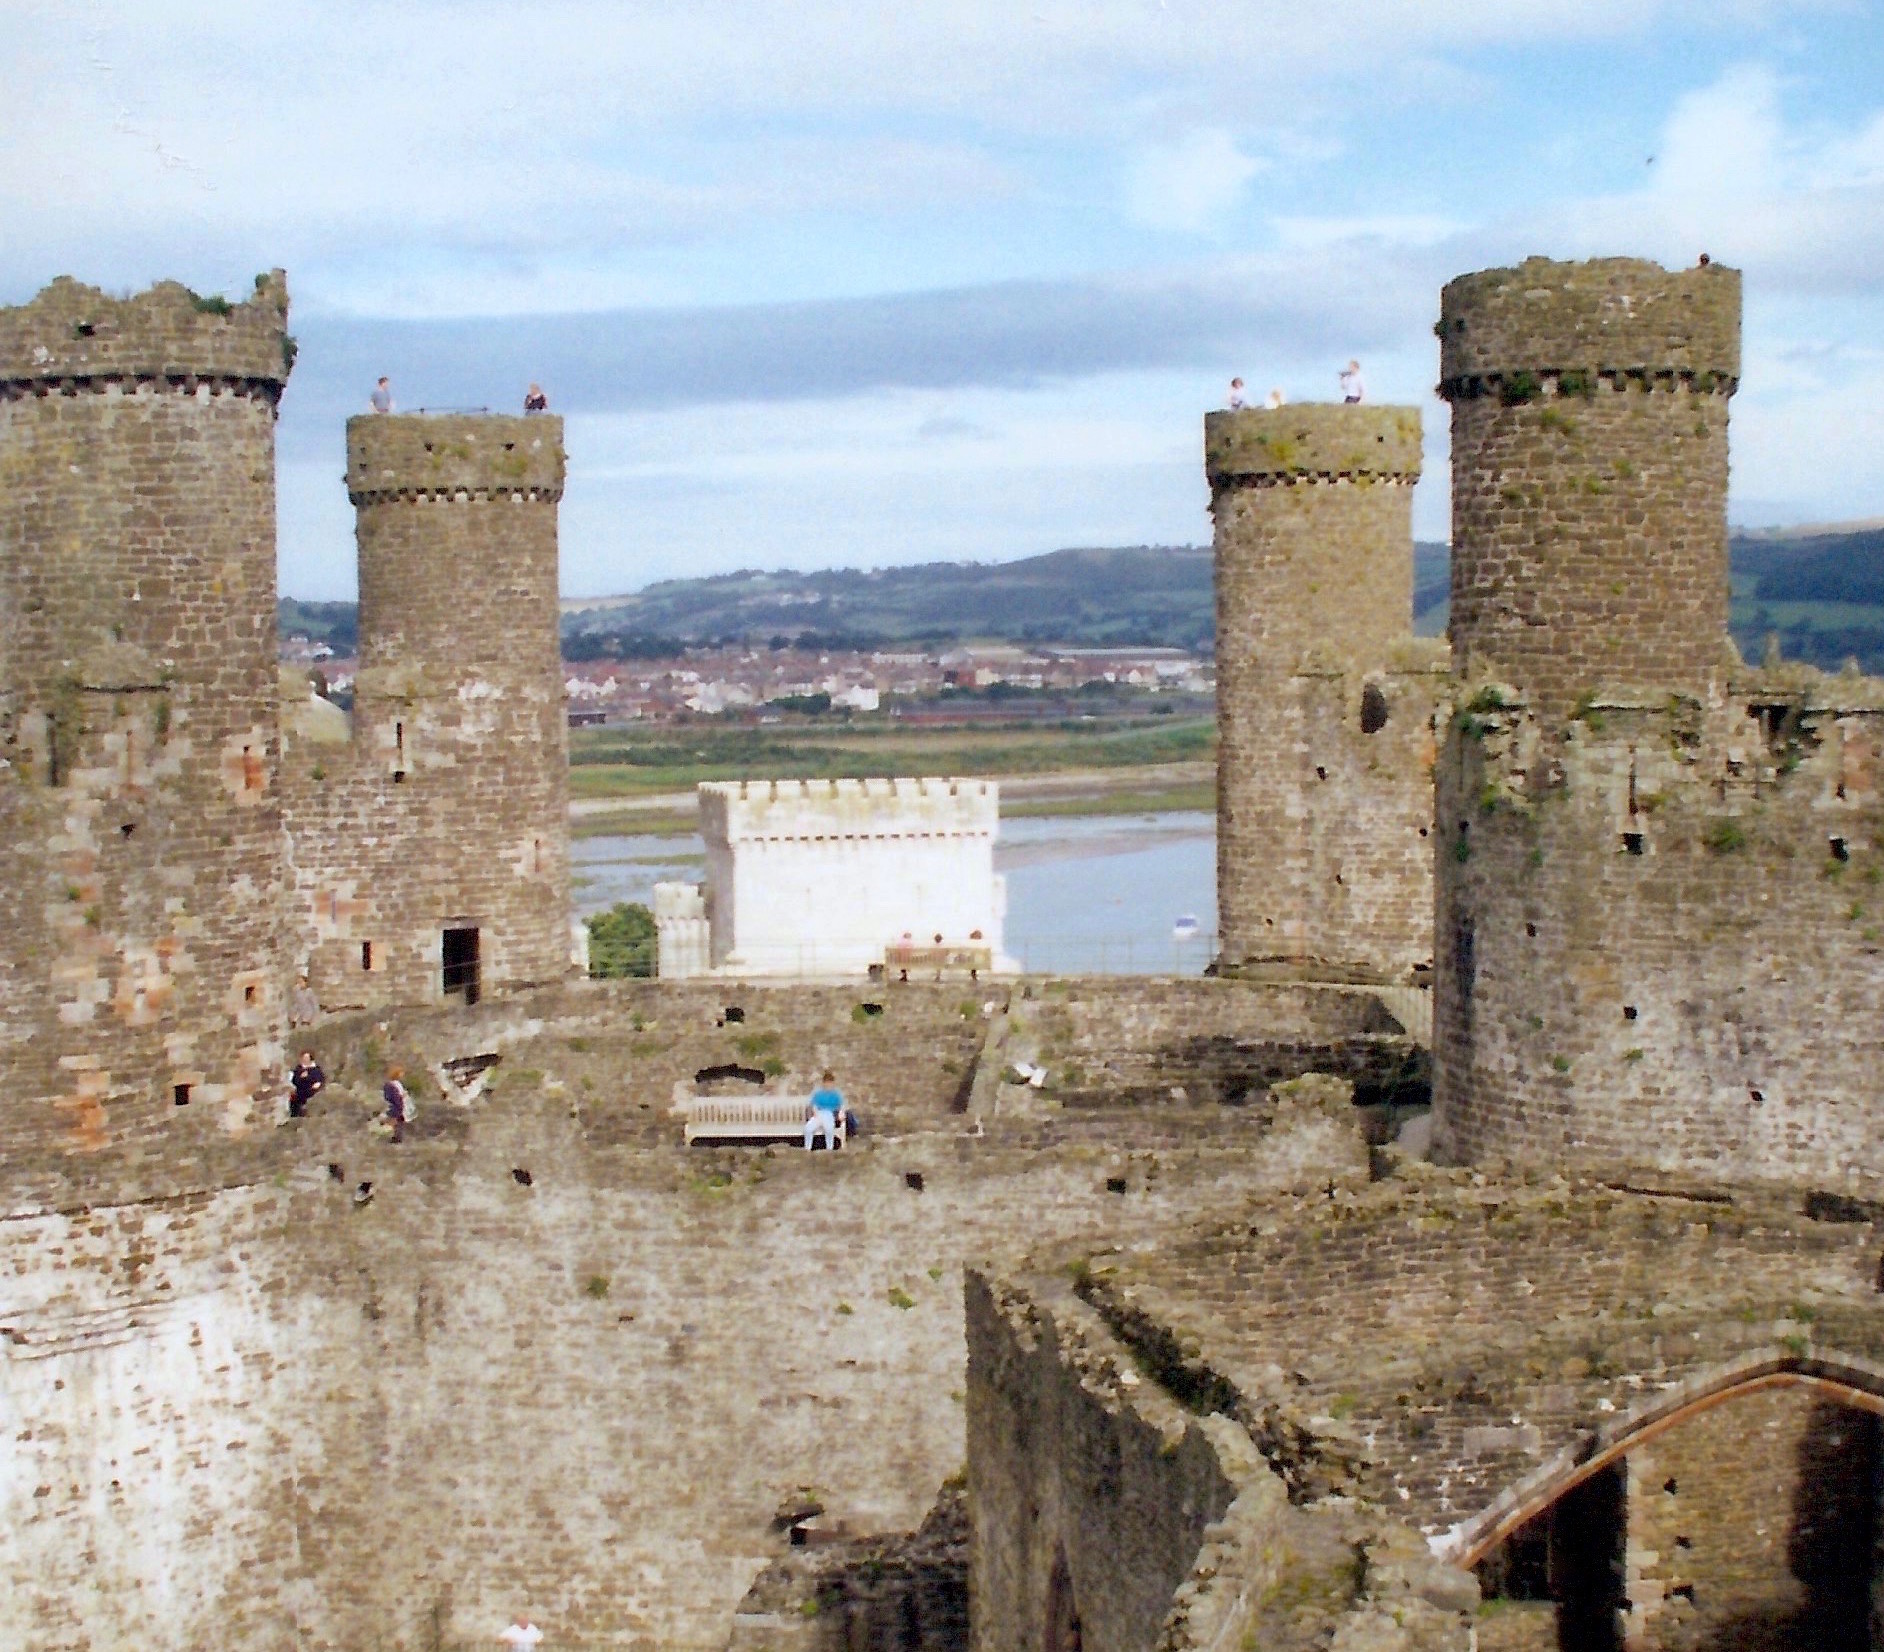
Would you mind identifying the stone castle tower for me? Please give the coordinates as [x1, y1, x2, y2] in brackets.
[0, 274, 294, 1148]
[1207, 403, 1444, 983]
[1432, 256, 1884, 1182]
[283, 413, 572, 1009]
[1442, 256, 1739, 715]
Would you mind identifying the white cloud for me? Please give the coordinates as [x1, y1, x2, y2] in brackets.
[1649, 64, 1789, 203]
[0, 1, 1845, 309]
[1273, 214, 1465, 251]
[1123, 130, 1266, 236]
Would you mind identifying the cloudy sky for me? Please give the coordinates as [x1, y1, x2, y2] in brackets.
[7, 2, 1884, 599]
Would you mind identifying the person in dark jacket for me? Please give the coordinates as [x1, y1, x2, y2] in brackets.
[288, 1050, 326, 1119]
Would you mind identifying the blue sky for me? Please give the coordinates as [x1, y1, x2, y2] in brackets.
[5, 1, 1883, 599]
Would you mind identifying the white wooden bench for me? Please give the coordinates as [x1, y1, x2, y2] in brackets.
[683, 1094, 848, 1146]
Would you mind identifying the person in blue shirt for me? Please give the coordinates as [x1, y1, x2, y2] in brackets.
[804, 1070, 843, 1152]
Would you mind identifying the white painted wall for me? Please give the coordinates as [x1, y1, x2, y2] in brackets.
[693, 778, 1009, 977]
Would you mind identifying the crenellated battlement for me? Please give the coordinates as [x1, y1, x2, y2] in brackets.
[346, 413, 565, 504]
[1438, 256, 1740, 393]
[0, 271, 292, 392]
[702, 776, 999, 843]
[1204, 404, 1422, 487]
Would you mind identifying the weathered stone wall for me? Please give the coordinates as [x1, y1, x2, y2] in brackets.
[1620, 1386, 1879, 1649]
[965, 1266, 1477, 1652]
[995, 976, 1427, 1116]
[1207, 404, 1440, 983]
[1433, 676, 1884, 1182]
[1432, 254, 1884, 1184]
[0, 274, 293, 1151]
[725, 1480, 969, 1651]
[282, 413, 571, 1011]
[0, 977, 1385, 1651]
[1439, 256, 1740, 718]
[976, 1165, 1884, 1652]
[965, 1273, 1248, 1652]
[1055, 1171, 1884, 1552]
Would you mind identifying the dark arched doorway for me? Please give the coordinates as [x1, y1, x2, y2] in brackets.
[1465, 1364, 1884, 1651]
[1045, 1543, 1082, 1652]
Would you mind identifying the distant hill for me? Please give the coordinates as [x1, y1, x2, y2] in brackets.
[1736, 524, 1884, 605]
[278, 598, 358, 654]
[561, 545, 1220, 652]
[282, 525, 1884, 671]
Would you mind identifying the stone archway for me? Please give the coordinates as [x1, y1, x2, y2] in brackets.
[1459, 1353, 1884, 1652]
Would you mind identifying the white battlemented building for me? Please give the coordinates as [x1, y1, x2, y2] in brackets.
[654, 777, 1012, 978]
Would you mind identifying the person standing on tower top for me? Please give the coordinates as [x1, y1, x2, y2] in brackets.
[1339, 360, 1365, 403]
[523, 382, 548, 414]
[1226, 377, 1248, 410]
[369, 376, 394, 414]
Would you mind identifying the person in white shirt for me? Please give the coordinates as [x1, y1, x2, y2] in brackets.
[1227, 377, 1247, 410]
[1264, 387, 1285, 409]
[1339, 360, 1365, 403]
[499, 1613, 543, 1648]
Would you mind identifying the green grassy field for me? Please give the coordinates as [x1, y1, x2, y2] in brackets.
[567, 715, 1216, 801]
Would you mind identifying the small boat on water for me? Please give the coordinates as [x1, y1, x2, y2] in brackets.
[1171, 914, 1200, 940]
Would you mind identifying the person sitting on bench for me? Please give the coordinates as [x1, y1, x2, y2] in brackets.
[804, 1070, 844, 1152]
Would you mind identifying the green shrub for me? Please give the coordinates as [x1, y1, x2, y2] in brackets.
[1703, 820, 1748, 854]
[587, 902, 657, 977]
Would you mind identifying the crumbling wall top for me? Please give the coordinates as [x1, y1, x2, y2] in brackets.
[1439, 256, 1740, 389]
[0, 271, 292, 386]
[346, 412, 565, 502]
[1204, 404, 1422, 486]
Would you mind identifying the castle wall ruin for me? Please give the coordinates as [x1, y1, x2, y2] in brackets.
[1207, 404, 1443, 985]
[0, 976, 1398, 1650]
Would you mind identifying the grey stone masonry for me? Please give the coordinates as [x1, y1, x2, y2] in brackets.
[1440, 256, 1740, 717]
[1208, 404, 1442, 985]
[282, 413, 572, 1012]
[1432, 256, 1884, 1187]
[0, 273, 294, 1154]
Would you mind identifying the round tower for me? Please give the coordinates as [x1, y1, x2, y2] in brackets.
[0, 273, 294, 1148]
[1439, 256, 1740, 716]
[1207, 404, 1431, 981]
[342, 412, 570, 1003]
[1422, 258, 1875, 1185]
